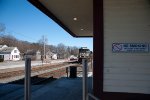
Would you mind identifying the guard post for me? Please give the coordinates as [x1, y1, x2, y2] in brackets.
[82, 59, 88, 100]
[25, 57, 31, 100]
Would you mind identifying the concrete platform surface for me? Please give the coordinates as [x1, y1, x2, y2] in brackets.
[0, 77, 92, 100]
[29, 77, 92, 100]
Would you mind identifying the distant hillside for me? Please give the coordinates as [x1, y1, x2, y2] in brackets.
[0, 34, 79, 59]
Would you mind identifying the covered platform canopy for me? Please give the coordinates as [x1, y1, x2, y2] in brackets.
[28, 0, 93, 37]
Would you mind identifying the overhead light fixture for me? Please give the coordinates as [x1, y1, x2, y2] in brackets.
[81, 29, 84, 31]
[73, 17, 77, 21]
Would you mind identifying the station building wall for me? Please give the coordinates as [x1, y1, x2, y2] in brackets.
[104, 0, 150, 94]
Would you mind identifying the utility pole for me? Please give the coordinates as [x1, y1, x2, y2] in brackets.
[43, 35, 45, 59]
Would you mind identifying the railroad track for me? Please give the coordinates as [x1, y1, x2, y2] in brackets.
[0, 63, 79, 83]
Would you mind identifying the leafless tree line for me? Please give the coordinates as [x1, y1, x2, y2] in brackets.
[0, 23, 79, 59]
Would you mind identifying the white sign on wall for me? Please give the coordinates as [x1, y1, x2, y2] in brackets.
[112, 43, 149, 53]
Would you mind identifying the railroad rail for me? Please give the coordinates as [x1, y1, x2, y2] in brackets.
[0, 63, 79, 83]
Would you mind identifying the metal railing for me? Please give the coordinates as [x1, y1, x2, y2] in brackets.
[88, 93, 100, 100]
[24, 57, 99, 100]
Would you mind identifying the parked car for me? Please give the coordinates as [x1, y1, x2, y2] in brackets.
[69, 55, 78, 61]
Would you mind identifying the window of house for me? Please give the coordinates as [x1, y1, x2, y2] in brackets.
[16, 55, 19, 58]
[0, 55, 4, 59]
[14, 50, 17, 53]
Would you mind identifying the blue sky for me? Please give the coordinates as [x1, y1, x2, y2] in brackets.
[0, 0, 93, 51]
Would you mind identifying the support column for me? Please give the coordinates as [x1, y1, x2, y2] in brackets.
[93, 0, 104, 99]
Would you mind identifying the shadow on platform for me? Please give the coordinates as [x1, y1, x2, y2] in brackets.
[30, 77, 92, 100]
[0, 77, 92, 100]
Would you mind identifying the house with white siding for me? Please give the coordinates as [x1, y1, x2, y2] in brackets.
[0, 45, 20, 61]
[45, 51, 57, 60]
[51, 53, 57, 60]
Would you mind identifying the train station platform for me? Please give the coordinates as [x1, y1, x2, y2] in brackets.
[30, 77, 92, 100]
[0, 77, 92, 100]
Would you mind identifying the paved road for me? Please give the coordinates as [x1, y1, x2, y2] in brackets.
[0, 59, 67, 69]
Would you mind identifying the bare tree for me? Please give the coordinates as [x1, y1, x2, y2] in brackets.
[0, 23, 6, 34]
[66, 46, 71, 58]
[0, 34, 17, 46]
[49, 45, 57, 53]
[37, 35, 49, 60]
[38, 35, 48, 55]
[71, 46, 79, 56]
[0, 23, 6, 44]
[57, 43, 66, 59]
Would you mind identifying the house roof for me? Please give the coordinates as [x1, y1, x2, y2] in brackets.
[28, 0, 93, 37]
[0, 47, 16, 54]
[0, 45, 4, 48]
[25, 50, 37, 55]
[0, 45, 8, 48]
